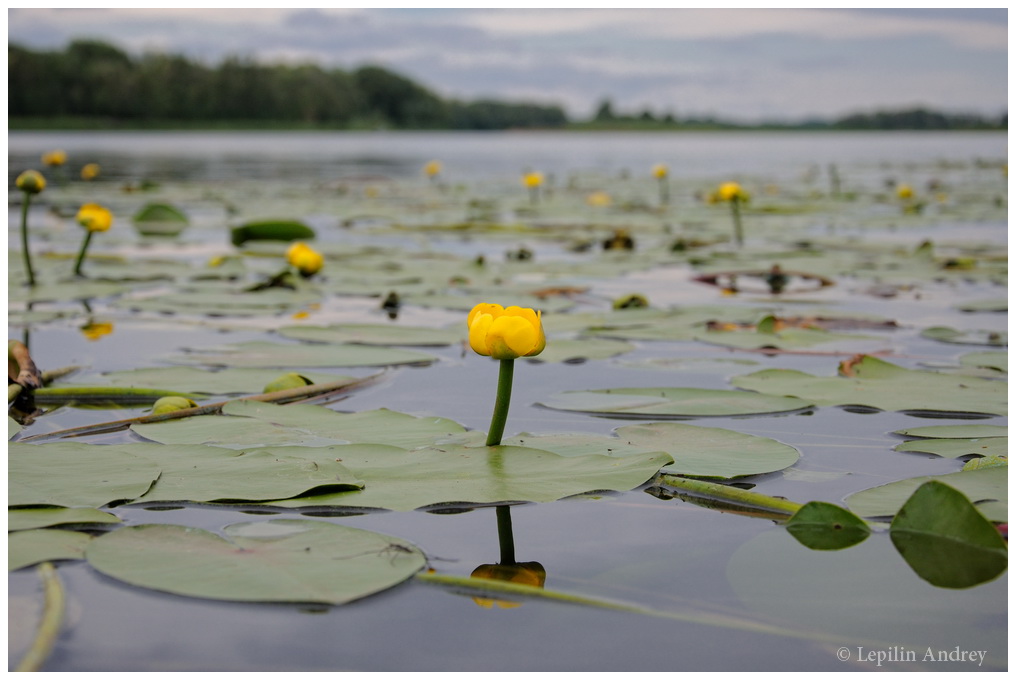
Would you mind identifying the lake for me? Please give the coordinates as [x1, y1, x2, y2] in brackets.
[8, 130, 1008, 671]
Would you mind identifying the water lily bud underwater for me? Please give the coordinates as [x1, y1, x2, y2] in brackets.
[286, 242, 324, 277]
[73, 203, 114, 276]
[151, 396, 198, 415]
[467, 303, 546, 360]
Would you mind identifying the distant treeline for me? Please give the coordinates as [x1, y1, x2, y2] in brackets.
[9, 40, 568, 130]
[9, 40, 1007, 132]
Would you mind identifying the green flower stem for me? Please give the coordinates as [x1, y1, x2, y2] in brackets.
[730, 199, 744, 247]
[496, 505, 517, 565]
[73, 231, 94, 277]
[20, 193, 36, 286]
[658, 177, 670, 205]
[485, 358, 515, 447]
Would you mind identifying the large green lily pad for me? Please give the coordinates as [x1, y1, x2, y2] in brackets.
[893, 424, 1007, 439]
[165, 340, 436, 368]
[9, 508, 121, 532]
[894, 437, 1008, 459]
[278, 323, 462, 346]
[269, 443, 673, 511]
[133, 402, 466, 450]
[921, 326, 1007, 347]
[959, 351, 1007, 373]
[85, 520, 425, 604]
[73, 366, 351, 395]
[731, 355, 1007, 415]
[845, 466, 1007, 522]
[9, 443, 161, 508]
[524, 337, 635, 363]
[538, 387, 813, 418]
[9, 529, 93, 571]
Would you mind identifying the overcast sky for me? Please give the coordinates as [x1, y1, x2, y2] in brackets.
[7, 7, 1008, 122]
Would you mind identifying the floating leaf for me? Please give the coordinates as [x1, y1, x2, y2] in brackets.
[894, 437, 1007, 459]
[133, 403, 465, 450]
[117, 287, 323, 317]
[959, 351, 1007, 373]
[269, 443, 673, 512]
[732, 355, 1006, 415]
[538, 387, 812, 418]
[9, 508, 121, 532]
[892, 424, 1007, 439]
[889, 481, 1008, 588]
[278, 323, 462, 347]
[785, 501, 871, 550]
[845, 467, 1006, 522]
[133, 202, 189, 237]
[165, 340, 436, 368]
[86, 521, 425, 604]
[956, 298, 1007, 313]
[9, 529, 93, 571]
[231, 220, 315, 246]
[76, 366, 349, 396]
[962, 456, 1007, 471]
[697, 326, 880, 351]
[921, 326, 1007, 347]
[9, 443, 161, 508]
[524, 337, 635, 363]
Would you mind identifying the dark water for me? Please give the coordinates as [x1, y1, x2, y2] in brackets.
[8, 131, 1008, 671]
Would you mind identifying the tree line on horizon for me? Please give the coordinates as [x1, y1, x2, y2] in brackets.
[8, 40, 1006, 131]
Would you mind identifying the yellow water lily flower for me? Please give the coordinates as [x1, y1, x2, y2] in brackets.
[652, 163, 669, 179]
[896, 184, 914, 200]
[586, 191, 611, 207]
[76, 203, 113, 232]
[15, 169, 46, 195]
[717, 181, 749, 202]
[424, 160, 442, 178]
[42, 150, 67, 167]
[522, 172, 543, 188]
[467, 303, 545, 360]
[81, 163, 101, 181]
[286, 241, 324, 277]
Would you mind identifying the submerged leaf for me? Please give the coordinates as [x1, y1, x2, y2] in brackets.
[785, 501, 870, 551]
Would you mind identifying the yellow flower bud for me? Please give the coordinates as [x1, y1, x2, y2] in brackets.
[717, 181, 748, 203]
[76, 203, 113, 233]
[424, 160, 442, 177]
[151, 396, 198, 415]
[42, 150, 67, 167]
[522, 172, 543, 189]
[286, 241, 324, 277]
[652, 163, 668, 179]
[81, 163, 101, 181]
[896, 184, 914, 200]
[467, 303, 545, 360]
[15, 170, 46, 195]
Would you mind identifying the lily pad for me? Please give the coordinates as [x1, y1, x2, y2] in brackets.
[845, 466, 1007, 523]
[894, 437, 1007, 459]
[117, 287, 323, 317]
[9, 443, 161, 508]
[696, 326, 879, 351]
[85, 520, 425, 604]
[231, 220, 315, 247]
[785, 501, 871, 551]
[269, 443, 673, 512]
[278, 323, 462, 347]
[731, 355, 1006, 415]
[956, 298, 1007, 313]
[893, 424, 1007, 439]
[9, 508, 121, 532]
[889, 481, 1008, 588]
[9, 529, 93, 571]
[524, 337, 635, 363]
[133, 402, 466, 450]
[165, 341, 436, 368]
[76, 366, 349, 396]
[921, 327, 1007, 347]
[538, 387, 813, 418]
[959, 351, 1007, 373]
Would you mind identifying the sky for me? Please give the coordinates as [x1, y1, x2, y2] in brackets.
[7, 7, 1009, 122]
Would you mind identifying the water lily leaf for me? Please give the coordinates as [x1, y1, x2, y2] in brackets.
[893, 424, 1007, 439]
[9, 416, 21, 440]
[962, 455, 1007, 471]
[921, 326, 1007, 347]
[133, 202, 189, 223]
[278, 323, 462, 347]
[894, 437, 1007, 459]
[696, 326, 881, 351]
[785, 501, 871, 551]
[731, 355, 1006, 415]
[165, 340, 436, 368]
[504, 423, 800, 479]
[524, 337, 635, 363]
[889, 481, 1008, 589]
[269, 443, 673, 511]
[538, 387, 812, 418]
[845, 467, 1007, 522]
[133, 402, 466, 450]
[956, 298, 1007, 313]
[9, 443, 161, 508]
[402, 292, 575, 314]
[117, 287, 323, 317]
[616, 357, 760, 373]
[9, 529, 93, 571]
[9, 280, 129, 304]
[85, 520, 425, 604]
[9, 508, 121, 532]
[959, 351, 1007, 373]
[77, 366, 348, 395]
[231, 219, 315, 246]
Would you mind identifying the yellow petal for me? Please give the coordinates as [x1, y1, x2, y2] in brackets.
[469, 313, 494, 356]
[467, 303, 503, 329]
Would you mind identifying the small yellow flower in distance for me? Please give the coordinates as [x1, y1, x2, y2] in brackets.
[42, 150, 67, 167]
[424, 160, 442, 177]
[585, 191, 611, 207]
[717, 181, 749, 202]
[467, 302, 545, 360]
[80, 321, 114, 341]
[15, 170, 46, 195]
[286, 241, 324, 277]
[652, 163, 668, 179]
[76, 203, 113, 232]
[522, 172, 544, 189]
[896, 184, 914, 200]
[81, 163, 101, 181]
